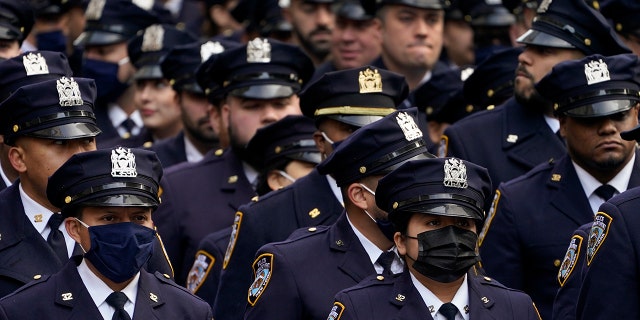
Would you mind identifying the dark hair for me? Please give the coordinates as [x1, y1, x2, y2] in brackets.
[255, 157, 293, 196]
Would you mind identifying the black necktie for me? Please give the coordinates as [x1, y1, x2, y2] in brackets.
[120, 118, 136, 136]
[594, 184, 617, 201]
[439, 302, 459, 320]
[46, 213, 68, 262]
[106, 292, 131, 320]
[376, 251, 395, 274]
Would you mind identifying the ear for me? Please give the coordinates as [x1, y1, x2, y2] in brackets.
[347, 183, 369, 210]
[558, 115, 567, 137]
[65, 217, 83, 244]
[281, 7, 292, 23]
[394, 232, 406, 256]
[312, 131, 328, 156]
[7, 145, 27, 173]
[267, 170, 283, 191]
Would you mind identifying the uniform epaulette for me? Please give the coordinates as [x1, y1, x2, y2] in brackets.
[7, 274, 50, 295]
[214, 148, 224, 157]
[281, 225, 331, 242]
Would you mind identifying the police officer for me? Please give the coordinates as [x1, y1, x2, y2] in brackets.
[312, 0, 381, 81]
[597, 0, 640, 55]
[439, 0, 474, 68]
[480, 53, 640, 319]
[244, 108, 432, 320]
[281, 0, 336, 65]
[0, 0, 33, 59]
[151, 40, 239, 168]
[153, 38, 314, 286]
[0, 51, 74, 192]
[76, 0, 161, 144]
[440, 0, 630, 194]
[0, 148, 213, 319]
[328, 157, 540, 320]
[574, 120, 640, 319]
[214, 65, 408, 320]
[186, 115, 321, 306]
[100, 24, 198, 149]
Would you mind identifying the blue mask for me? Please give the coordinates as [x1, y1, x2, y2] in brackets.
[77, 219, 155, 283]
[36, 30, 67, 53]
[82, 58, 129, 103]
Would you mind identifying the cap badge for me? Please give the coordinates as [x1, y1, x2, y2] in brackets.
[201, 41, 225, 62]
[247, 38, 271, 63]
[142, 25, 165, 52]
[23, 53, 49, 76]
[111, 147, 138, 177]
[358, 68, 383, 94]
[396, 112, 423, 141]
[585, 59, 610, 85]
[538, 0, 552, 13]
[85, 0, 106, 20]
[132, 0, 154, 10]
[56, 77, 83, 107]
[444, 158, 468, 189]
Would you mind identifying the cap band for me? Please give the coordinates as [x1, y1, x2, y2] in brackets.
[16, 110, 96, 132]
[365, 140, 426, 173]
[275, 139, 316, 154]
[394, 193, 482, 213]
[314, 106, 397, 117]
[558, 88, 640, 108]
[225, 72, 300, 87]
[67, 181, 157, 205]
[534, 15, 589, 47]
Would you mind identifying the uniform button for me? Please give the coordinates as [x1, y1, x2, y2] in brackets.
[33, 275, 42, 280]
[483, 276, 492, 282]
[308, 227, 317, 232]
[376, 275, 384, 281]
[163, 274, 171, 279]
[554, 259, 561, 267]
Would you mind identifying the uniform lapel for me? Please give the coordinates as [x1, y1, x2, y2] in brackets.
[294, 169, 344, 227]
[53, 258, 104, 320]
[467, 274, 499, 320]
[626, 149, 640, 189]
[330, 214, 376, 282]
[548, 156, 598, 225]
[220, 150, 256, 212]
[390, 271, 434, 320]
[132, 270, 164, 319]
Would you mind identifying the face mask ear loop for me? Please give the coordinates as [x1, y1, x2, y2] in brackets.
[321, 131, 335, 145]
[277, 170, 296, 183]
[73, 218, 89, 253]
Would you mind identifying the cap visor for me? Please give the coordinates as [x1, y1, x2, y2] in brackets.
[287, 151, 323, 165]
[74, 31, 127, 47]
[516, 29, 575, 48]
[0, 25, 19, 40]
[327, 115, 386, 127]
[562, 100, 635, 118]
[29, 122, 101, 140]
[133, 65, 164, 80]
[230, 84, 296, 99]
[405, 203, 483, 221]
[74, 194, 158, 207]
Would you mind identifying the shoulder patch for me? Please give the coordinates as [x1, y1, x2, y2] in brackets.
[186, 250, 215, 294]
[247, 253, 273, 306]
[327, 302, 345, 320]
[557, 234, 583, 287]
[223, 211, 243, 269]
[587, 212, 613, 266]
[438, 135, 448, 158]
[478, 190, 501, 246]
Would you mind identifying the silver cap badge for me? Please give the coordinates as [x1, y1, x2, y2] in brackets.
[396, 112, 423, 141]
[56, 77, 83, 107]
[142, 25, 165, 52]
[132, 0, 154, 10]
[538, 0, 552, 13]
[201, 41, 225, 62]
[247, 38, 271, 63]
[23, 53, 49, 76]
[444, 158, 468, 189]
[85, 0, 106, 20]
[585, 59, 610, 85]
[358, 68, 383, 93]
[111, 147, 137, 177]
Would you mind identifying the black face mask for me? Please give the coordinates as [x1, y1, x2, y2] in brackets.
[407, 225, 479, 283]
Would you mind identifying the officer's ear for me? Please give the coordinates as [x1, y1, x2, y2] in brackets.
[312, 130, 330, 156]
[267, 170, 285, 191]
[7, 144, 26, 173]
[558, 115, 567, 138]
[65, 217, 84, 244]
[394, 232, 407, 256]
[347, 183, 368, 209]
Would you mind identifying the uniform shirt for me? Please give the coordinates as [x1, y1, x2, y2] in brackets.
[184, 135, 205, 163]
[242, 161, 259, 189]
[108, 104, 143, 138]
[411, 272, 469, 320]
[327, 175, 344, 205]
[0, 164, 12, 187]
[347, 214, 403, 274]
[573, 153, 634, 213]
[77, 259, 139, 319]
[543, 115, 560, 134]
[20, 184, 74, 257]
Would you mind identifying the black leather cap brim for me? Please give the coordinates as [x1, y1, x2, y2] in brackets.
[29, 122, 101, 140]
[229, 84, 296, 99]
[133, 65, 164, 80]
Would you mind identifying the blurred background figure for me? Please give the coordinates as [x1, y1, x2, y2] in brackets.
[0, 0, 34, 59]
[280, 0, 335, 66]
[439, 0, 474, 68]
[595, 0, 640, 56]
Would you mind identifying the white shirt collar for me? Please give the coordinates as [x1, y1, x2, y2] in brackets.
[108, 104, 143, 137]
[0, 164, 13, 187]
[325, 175, 344, 206]
[544, 115, 560, 133]
[345, 214, 403, 274]
[163, 0, 183, 16]
[572, 153, 634, 214]
[183, 134, 205, 163]
[418, 70, 433, 87]
[77, 259, 139, 320]
[410, 272, 469, 320]
[242, 161, 259, 189]
[20, 184, 75, 257]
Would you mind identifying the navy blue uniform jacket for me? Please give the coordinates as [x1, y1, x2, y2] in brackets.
[214, 168, 342, 320]
[0, 183, 173, 298]
[149, 131, 188, 168]
[441, 97, 566, 192]
[576, 188, 640, 319]
[153, 148, 255, 285]
[330, 269, 541, 320]
[0, 257, 212, 319]
[479, 152, 640, 319]
[243, 213, 376, 320]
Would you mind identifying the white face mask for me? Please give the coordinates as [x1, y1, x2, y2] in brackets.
[277, 170, 296, 183]
[321, 131, 335, 145]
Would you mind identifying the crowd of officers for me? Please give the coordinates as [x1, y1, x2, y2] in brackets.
[0, 0, 640, 319]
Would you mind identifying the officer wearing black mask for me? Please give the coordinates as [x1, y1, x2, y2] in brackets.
[327, 157, 541, 320]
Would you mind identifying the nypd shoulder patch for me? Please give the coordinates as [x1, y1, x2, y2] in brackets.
[186, 250, 215, 294]
[587, 212, 613, 266]
[327, 302, 345, 320]
[557, 234, 583, 287]
[223, 211, 243, 269]
[248, 253, 274, 306]
[478, 190, 501, 247]
[437, 135, 449, 158]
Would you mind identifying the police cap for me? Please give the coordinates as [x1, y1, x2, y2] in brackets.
[0, 0, 34, 43]
[464, 46, 522, 110]
[300, 65, 408, 127]
[413, 67, 464, 123]
[317, 108, 433, 187]
[536, 53, 640, 118]
[376, 157, 492, 224]
[193, 39, 242, 97]
[0, 51, 73, 102]
[47, 147, 163, 214]
[376, 0, 448, 10]
[333, 0, 372, 21]
[598, 0, 640, 39]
